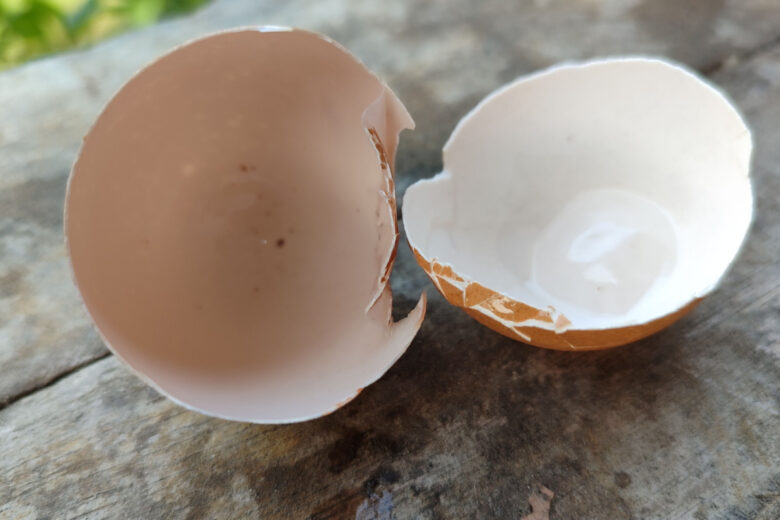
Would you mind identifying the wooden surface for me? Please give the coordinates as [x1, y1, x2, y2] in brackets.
[1, 1, 779, 518]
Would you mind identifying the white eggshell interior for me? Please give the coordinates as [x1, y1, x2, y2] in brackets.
[66, 28, 424, 423]
[403, 58, 752, 330]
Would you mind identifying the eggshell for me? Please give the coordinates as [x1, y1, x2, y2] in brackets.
[65, 27, 425, 423]
[403, 57, 752, 350]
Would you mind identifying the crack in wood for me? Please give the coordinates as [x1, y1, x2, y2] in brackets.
[0, 351, 111, 412]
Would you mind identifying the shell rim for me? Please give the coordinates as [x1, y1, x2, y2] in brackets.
[404, 56, 754, 335]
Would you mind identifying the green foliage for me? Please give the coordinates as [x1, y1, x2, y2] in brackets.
[0, 0, 209, 69]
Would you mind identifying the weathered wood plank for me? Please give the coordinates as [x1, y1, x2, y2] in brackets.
[1, 1, 779, 519]
[1, 214, 779, 519]
[3, 0, 780, 406]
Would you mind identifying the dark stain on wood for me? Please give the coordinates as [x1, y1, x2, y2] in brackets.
[0, 174, 67, 229]
[363, 466, 400, 497]
[327, 428, 367, 474]
[614, 472, 632, 489]
[0, 268, 24, 298]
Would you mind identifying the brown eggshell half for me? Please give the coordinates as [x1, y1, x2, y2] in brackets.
[65, 27, 425, 423]
[403, 58, 752, 350]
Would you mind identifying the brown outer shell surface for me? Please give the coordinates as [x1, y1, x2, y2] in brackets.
[412, 246, 701, 350]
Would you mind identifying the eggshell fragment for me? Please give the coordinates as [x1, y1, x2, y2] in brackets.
[403, 57, 752, 350]
[65, 27, 425, 423]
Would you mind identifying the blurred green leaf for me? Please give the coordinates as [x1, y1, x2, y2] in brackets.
[162, 0, 204, 15]
[128, 0, 165, 26]
[8, 2, 59, 38]
[0, 0, 210, 69]
[65, 0, 98, 37]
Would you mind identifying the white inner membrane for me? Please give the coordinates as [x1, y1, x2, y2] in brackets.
[404, 59, 752, 330]
[531, 188, 677, 318]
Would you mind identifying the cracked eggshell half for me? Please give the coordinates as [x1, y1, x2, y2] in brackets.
[65, 27, 426, 423]
[403, 57, 751, 350]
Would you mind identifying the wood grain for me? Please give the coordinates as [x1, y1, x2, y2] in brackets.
[1, 0, 779, 518]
